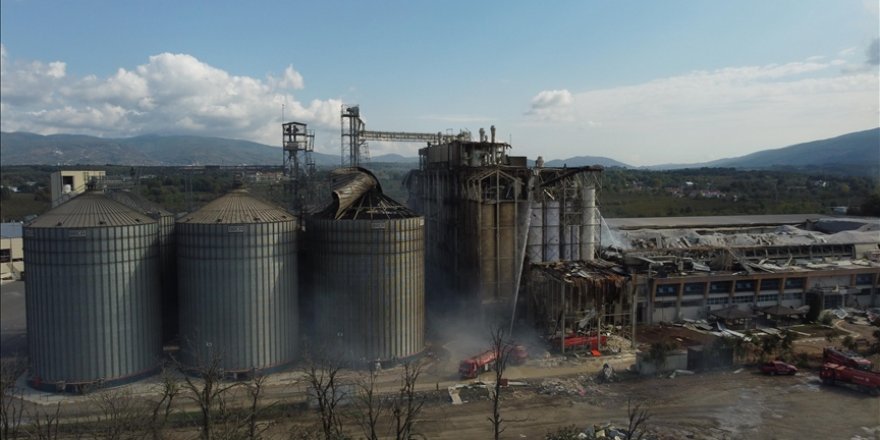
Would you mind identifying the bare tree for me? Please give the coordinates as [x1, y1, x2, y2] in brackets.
[487, 325, 514, 440]
[243, 370, 272, 440]
[89, 387, 148, 440]
[390, 361, 424, 440]
[352, 369, 384, 440]
[27, 402, 62, 440]
[623, 398, 651, 440]
[0, 357, 26, 439]
[173, 350, 240, 440]
[302, 356, 347, 440]
[147, 363, 181, 440]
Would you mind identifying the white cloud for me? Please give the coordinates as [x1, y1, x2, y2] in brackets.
[0, 47, 339, 148]
[526, 89, 574, 121]
[521, 56, 878, 165]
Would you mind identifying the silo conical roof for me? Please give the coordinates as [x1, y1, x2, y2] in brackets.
[179, 189, 293, 224]
[28, 191, 155, 228]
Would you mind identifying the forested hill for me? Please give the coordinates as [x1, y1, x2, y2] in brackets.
[0, 132, 339, 166]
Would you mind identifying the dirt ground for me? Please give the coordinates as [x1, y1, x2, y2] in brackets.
[406, 368, 880, 440]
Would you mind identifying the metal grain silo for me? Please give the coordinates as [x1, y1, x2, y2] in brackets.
[177, 190, 298, 373]
[24, 191, 162, 391]
[106, 190, 178, 342]
[306, 168, 425, 365]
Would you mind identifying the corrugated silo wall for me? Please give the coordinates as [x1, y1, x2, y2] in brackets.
[307, 217, 425, 364]
[157, 213, 178, 342]
[24, 224, 162, 386]
[177, 220, 298, 372]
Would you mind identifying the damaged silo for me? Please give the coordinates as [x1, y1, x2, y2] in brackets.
[306, 168, 425, 364]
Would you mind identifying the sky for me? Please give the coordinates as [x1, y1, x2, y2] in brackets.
[1, 1, 878, 166]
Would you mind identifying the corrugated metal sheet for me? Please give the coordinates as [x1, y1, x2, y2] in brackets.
[179, 189, 295, 224]
[107, 190, 179, 342]
[307, 216, 425, 363]
[177, 191, 298, 372]
[24, 194, 162, 387]
[28, 191, 155, 228]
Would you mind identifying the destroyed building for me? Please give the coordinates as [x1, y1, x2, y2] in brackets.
[404, 131, 604, 322]
[603, 215, 880, 324]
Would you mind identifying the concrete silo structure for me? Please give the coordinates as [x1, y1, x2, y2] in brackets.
[306, 168, 425, 365]
[177, 190, 298, 373]
[24, 191, 162, 391]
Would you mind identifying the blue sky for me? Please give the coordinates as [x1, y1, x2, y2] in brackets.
[1, 1, 877, 165]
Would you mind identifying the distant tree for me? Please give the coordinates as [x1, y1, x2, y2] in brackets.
[488, 325, 515, 440]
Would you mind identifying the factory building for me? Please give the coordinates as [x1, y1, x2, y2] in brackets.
[49, 170, 107, 208]
[604, 215, 880, 325]
[0, 222, 24, 281]
[305, 168, 425, 365]
[404, 131, 602, 319]
[177, 189, 299, 374]
[24, 191, 162, 392]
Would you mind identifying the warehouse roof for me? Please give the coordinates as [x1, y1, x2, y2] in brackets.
[605, 214, 823, 230]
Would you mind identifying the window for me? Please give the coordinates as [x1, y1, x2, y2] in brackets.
[681, 299, 703, 308]
[733, 295, 754, 304]
[735, 280, 756, 292]
[782, 293, 801, 301]
[785, 278, 805, 289]
[759, 279, 780, 291]
[655, 284, 679, 297]
[0, 249, 9, 263]
[756, 294, 778, 303]
[710, 281, 732, 293]
[683, 282, 706, 296]
[707, 297, 729, 305]
[855, 274, 875, 285]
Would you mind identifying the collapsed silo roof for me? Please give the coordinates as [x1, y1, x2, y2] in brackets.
[318, 167, 417, 220]
[28, 191, 155, 228]
[179, 189, 294, 224]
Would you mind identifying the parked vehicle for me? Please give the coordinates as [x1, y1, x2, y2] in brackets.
[458, 345, 528, 379]
[759, 360, 798, 376]
[823, 347, 872, 371]
[820, 362, 880, 396]
[549, 333, 608, 351]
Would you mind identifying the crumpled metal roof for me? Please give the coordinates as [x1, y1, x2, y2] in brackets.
[317, 167, 417, 220]
[179, 189, 294, 224]
[28, 191, 155, 228]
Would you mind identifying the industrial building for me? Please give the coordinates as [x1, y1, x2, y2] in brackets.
[16, 111, 880, 393]
[604, 215, 880, 325]
[403, 129, 603, 322]
[49, 170, 106, 207]
[0, 222, 24, 281]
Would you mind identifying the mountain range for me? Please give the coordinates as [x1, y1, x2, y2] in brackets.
[2, 128, 877, 175]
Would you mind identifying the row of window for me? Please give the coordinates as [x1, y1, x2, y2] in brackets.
[657, 277, 809, 297]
